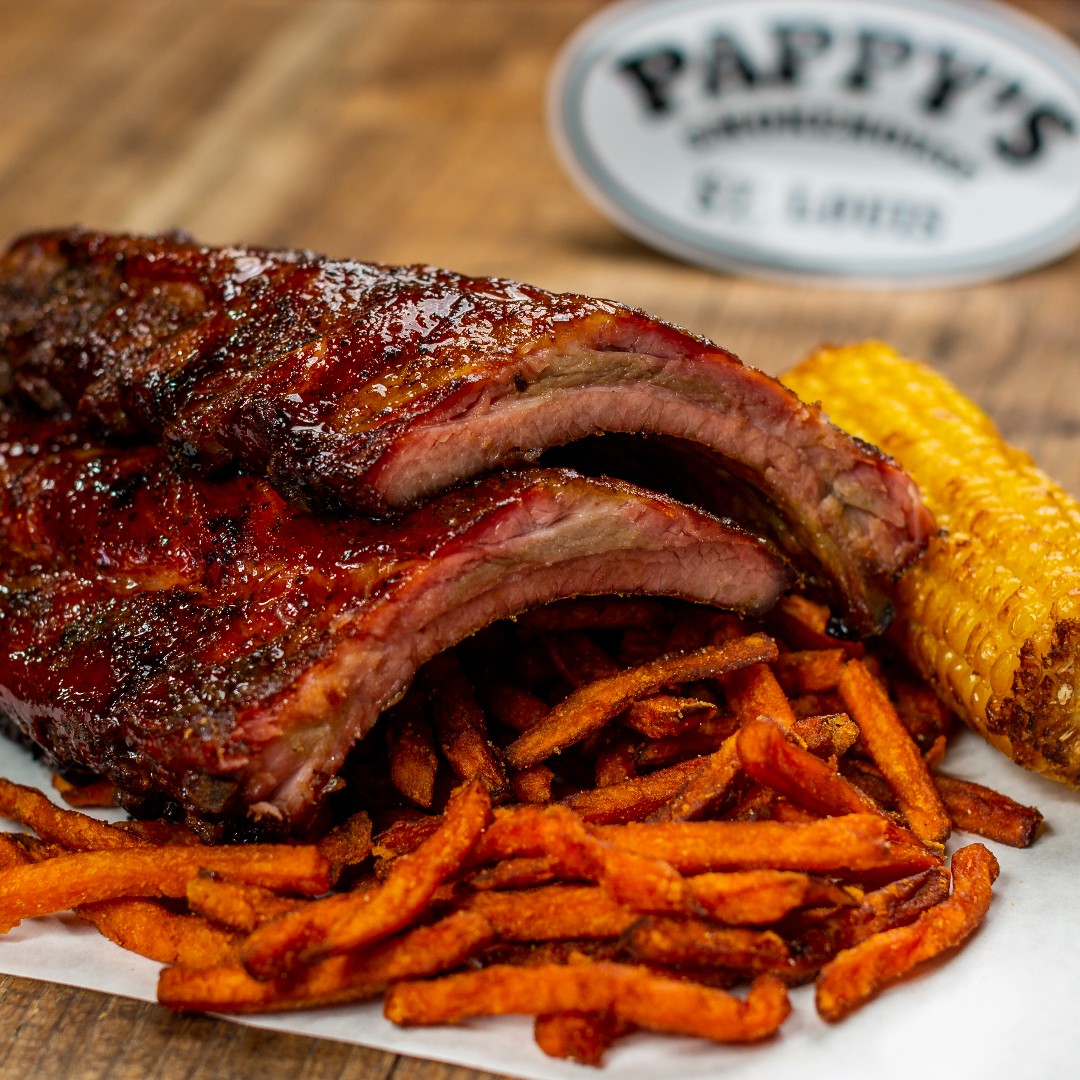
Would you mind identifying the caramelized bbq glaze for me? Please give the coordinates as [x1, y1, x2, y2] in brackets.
[0, 413, 791, 833]
[0, 229, 931, 634]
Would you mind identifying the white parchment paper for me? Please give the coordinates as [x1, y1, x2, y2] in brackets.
[0, 729, 1077, 1080]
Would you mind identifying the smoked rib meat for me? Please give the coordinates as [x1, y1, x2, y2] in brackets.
[0, 413, 791, 832]
[0, 229, 931, 634]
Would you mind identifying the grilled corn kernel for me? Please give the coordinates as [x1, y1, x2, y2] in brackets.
[784, 342, 1080, 787]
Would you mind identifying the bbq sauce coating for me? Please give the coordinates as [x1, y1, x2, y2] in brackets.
[0, 415, 791, 833]
[0, 228, 624, 504]
[0, 228, 931, 635]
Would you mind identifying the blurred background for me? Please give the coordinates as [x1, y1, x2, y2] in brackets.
[0, 2, 1076, 495]
[0, 3, 1077, 1076]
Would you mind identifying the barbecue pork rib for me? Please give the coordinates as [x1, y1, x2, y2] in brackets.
[0, 229, 930, 634]
[0, 418, 791, 833]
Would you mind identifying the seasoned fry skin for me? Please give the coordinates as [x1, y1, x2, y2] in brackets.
[784, 342, 1080, 786]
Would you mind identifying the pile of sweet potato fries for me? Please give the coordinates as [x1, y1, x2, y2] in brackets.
[0, 596, 1043, 1066]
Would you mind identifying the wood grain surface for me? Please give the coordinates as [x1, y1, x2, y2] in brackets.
[0, 1, 1077, 1077]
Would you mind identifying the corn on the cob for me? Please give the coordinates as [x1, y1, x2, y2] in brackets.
[783, 342, 1080, 787]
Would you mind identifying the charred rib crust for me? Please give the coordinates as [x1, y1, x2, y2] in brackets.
[0, 418, 792, 831]
[0, 229, 930, 633]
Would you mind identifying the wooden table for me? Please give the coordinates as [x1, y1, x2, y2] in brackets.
[0, 1, 1077, 1077]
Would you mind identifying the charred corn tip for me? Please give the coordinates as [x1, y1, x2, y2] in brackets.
[783, 341, 1080, 787]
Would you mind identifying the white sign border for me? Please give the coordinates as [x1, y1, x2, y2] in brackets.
[549, 0, 1080, 288]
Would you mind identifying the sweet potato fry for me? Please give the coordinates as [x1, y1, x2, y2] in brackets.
[722, 662, 797, 729]
[736, 718, 877, 818]
[78, 897, 240, 967]
[470, 805, 693, 914]
[511, 764, 556, 804]
[759, 796, 818, 824]
[787, 866, 953, 971]
[505, 634, 778, 769]
[769, 595, 865, 656]
[594, 735, 638, 788]
[621, 696, 716, 739]
[0, 833, 33, 870]
[595, 814, 941, 878]
[890, 674, 956, 751]
[618, 628, 671, 667]
[689, 610, 748, 649]
[632, 713, 739, 768]
[481, 940, 622, 968]
[848, 866, 953, 943]
[463, 886, 635, 941]
[647, 739, 741, 823]
[0, 843, 330, 931]
[624, 918, 791, 974]
[160, 910, 495, 1014]
[772, 649, 847, 695]
[923, 734, 947, 771]
[789, 692, 846, 721]
[241, 780, 491, 979]
[839, 760, 896, 809]
[0, 834, 241, 967]
[387, 701, 440, 809]
[789, 712, 860, 758]
[385, 963, 791, 1045]
[0, 581, 1042, 1059]
[934, 775, 1043, 847]
[112, 820, 203, 846]
[687, 870, 854, 925]
[534, 1011, 629, 1067]
[371, 815, 442, 860]
[51, 774, 118, 809]
[467, 855, 565, 892]
[561, 759, 704, 824]
[185, 875, 308, 933]
[510, 638, 569, 696]
[0, 777, 150, 851]
[839, 660, 951, 847]
[815, 844, 998, 1021]
[778, 867, 951, 981]
[317, 811, 374, 885]
[701, 782, 776, 825]
[424, 652, 511, 800]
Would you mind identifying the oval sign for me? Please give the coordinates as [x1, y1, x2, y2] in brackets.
[549, 0, 1080, 286]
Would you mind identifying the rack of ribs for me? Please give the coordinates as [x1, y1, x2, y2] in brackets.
[0, 229, 931, 635]
[0, 230, 933, 832]
[0, 411, 792, 833]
